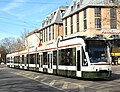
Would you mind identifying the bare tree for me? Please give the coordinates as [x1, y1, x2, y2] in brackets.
[13, 38, 25, 52]
[20, 29, 29, 49]
[0, 37, 16, 53]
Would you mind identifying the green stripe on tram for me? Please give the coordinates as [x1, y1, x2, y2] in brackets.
[82, 71, 109, 78]
[53, 69, 76, 77]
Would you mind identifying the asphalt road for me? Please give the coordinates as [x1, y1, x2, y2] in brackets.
[0, 65, 120, 92]
[0, 66, 64, 92]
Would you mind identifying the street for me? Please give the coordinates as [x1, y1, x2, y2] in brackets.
[0, 65, 120, 92]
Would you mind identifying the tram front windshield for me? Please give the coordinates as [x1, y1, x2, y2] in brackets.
[86, 40, 109, 63]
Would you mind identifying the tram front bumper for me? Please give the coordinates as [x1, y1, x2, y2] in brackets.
[82, 65, 112, 78]
[82, 70, 112, 78]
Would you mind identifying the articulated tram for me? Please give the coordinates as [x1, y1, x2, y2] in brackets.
[6, 36, 112, 78]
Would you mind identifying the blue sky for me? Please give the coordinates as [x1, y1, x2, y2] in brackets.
[0, 0, 73, 40]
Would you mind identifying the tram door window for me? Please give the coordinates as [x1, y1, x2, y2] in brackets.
[48, 52, 53, 69]
[36, 53, 39, 66]
[40, 54, 43, 67]
[53, 51, 57, 65]
[38, 53, 43, 67]
[26, 54, 29, 64]
[77, 50, 80, 71]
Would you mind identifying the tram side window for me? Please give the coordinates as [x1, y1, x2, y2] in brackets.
[82, 47, 88, 66]
[43, 52, 47, 65]
[26, 54, 29, 64]
[14, 56, 20, 64]
[30, 54, 36, 64]
[53, 51, 57, 65]
[7, 57, 10, 63]
[59, 48, 76, 66]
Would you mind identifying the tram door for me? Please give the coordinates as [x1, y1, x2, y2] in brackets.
[39, 53, 43, 72]
[47, 52, 53, 73]
[76, 47, 82, 77]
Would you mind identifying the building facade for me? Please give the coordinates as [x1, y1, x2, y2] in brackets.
[25, 6, 68, 48]
[25, 29, 40, 49]
[39, 6, 68, 46]
[63, 0, 120, 39]
[62, 0, 120, 64]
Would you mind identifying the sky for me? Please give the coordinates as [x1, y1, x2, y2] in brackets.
[0, 0, 73, 40]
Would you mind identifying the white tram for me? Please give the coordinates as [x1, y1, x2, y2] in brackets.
[6, 36, 112, 78]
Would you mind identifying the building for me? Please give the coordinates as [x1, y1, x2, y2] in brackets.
[25, 29, 40, 49]
[26, 6, 68, 47]
[62, 0, 120, 39]
[62, 0, 120, 64]
[39, 6, 68, 46]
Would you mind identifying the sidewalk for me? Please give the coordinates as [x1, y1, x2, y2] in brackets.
[112, 65, 120, 68]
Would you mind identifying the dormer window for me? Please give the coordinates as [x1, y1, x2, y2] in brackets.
[42, 23, 44, 27]
[46, 21, 48, 25]
[77, 2, 80, 8]
[109, 0, 115, 3]
[54, 12, 56, 15]
[71, 6, 74, 11]
[49, 19, 51, 23]
[51, 14, 54, 20]
[61, 10, 65, 16]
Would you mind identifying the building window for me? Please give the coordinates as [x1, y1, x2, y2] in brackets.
[110, 8, 116, 18]
[61, 10, 65, 17]
[49, 27, 51, 40]
[95, 7, 101, 17]
[46, 28, 48, 41]
[95, 18, 101, 29]
[110, 19, 117, 29]
[84, 20, 87, 29]
[49, 19, 51, 23]
[109, 0, 115, 3]
[83, 9, 87, 30]
[40, 31, 43, 43]
[77, 13, 79, 32]
[65, 19, 67, 35]
[52, 25, 54, 40]
[71, 16, 73, 34]
[44, 30, 45, 42]
[42, 23, 44, 27]
[110, 8, 117, 29]
[77, 2, 80, 8]
[84, 9, 86, 19]
[71, 6, 74, 11]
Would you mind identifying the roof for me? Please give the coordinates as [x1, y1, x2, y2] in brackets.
[63, 0, 120, 19]
[26, 29, 39, 37]
[40, 6, 68, 30]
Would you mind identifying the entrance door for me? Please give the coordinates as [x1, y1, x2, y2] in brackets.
[76, 47, 82, 77]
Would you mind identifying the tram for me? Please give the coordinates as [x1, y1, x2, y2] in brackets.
[6, 36, 112, 78]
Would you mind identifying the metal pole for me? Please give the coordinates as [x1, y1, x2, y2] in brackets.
[56, 36, 62, 75]
[56, 40, 59, 75]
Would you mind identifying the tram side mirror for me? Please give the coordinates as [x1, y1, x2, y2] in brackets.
[83, 59, 88, 66]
